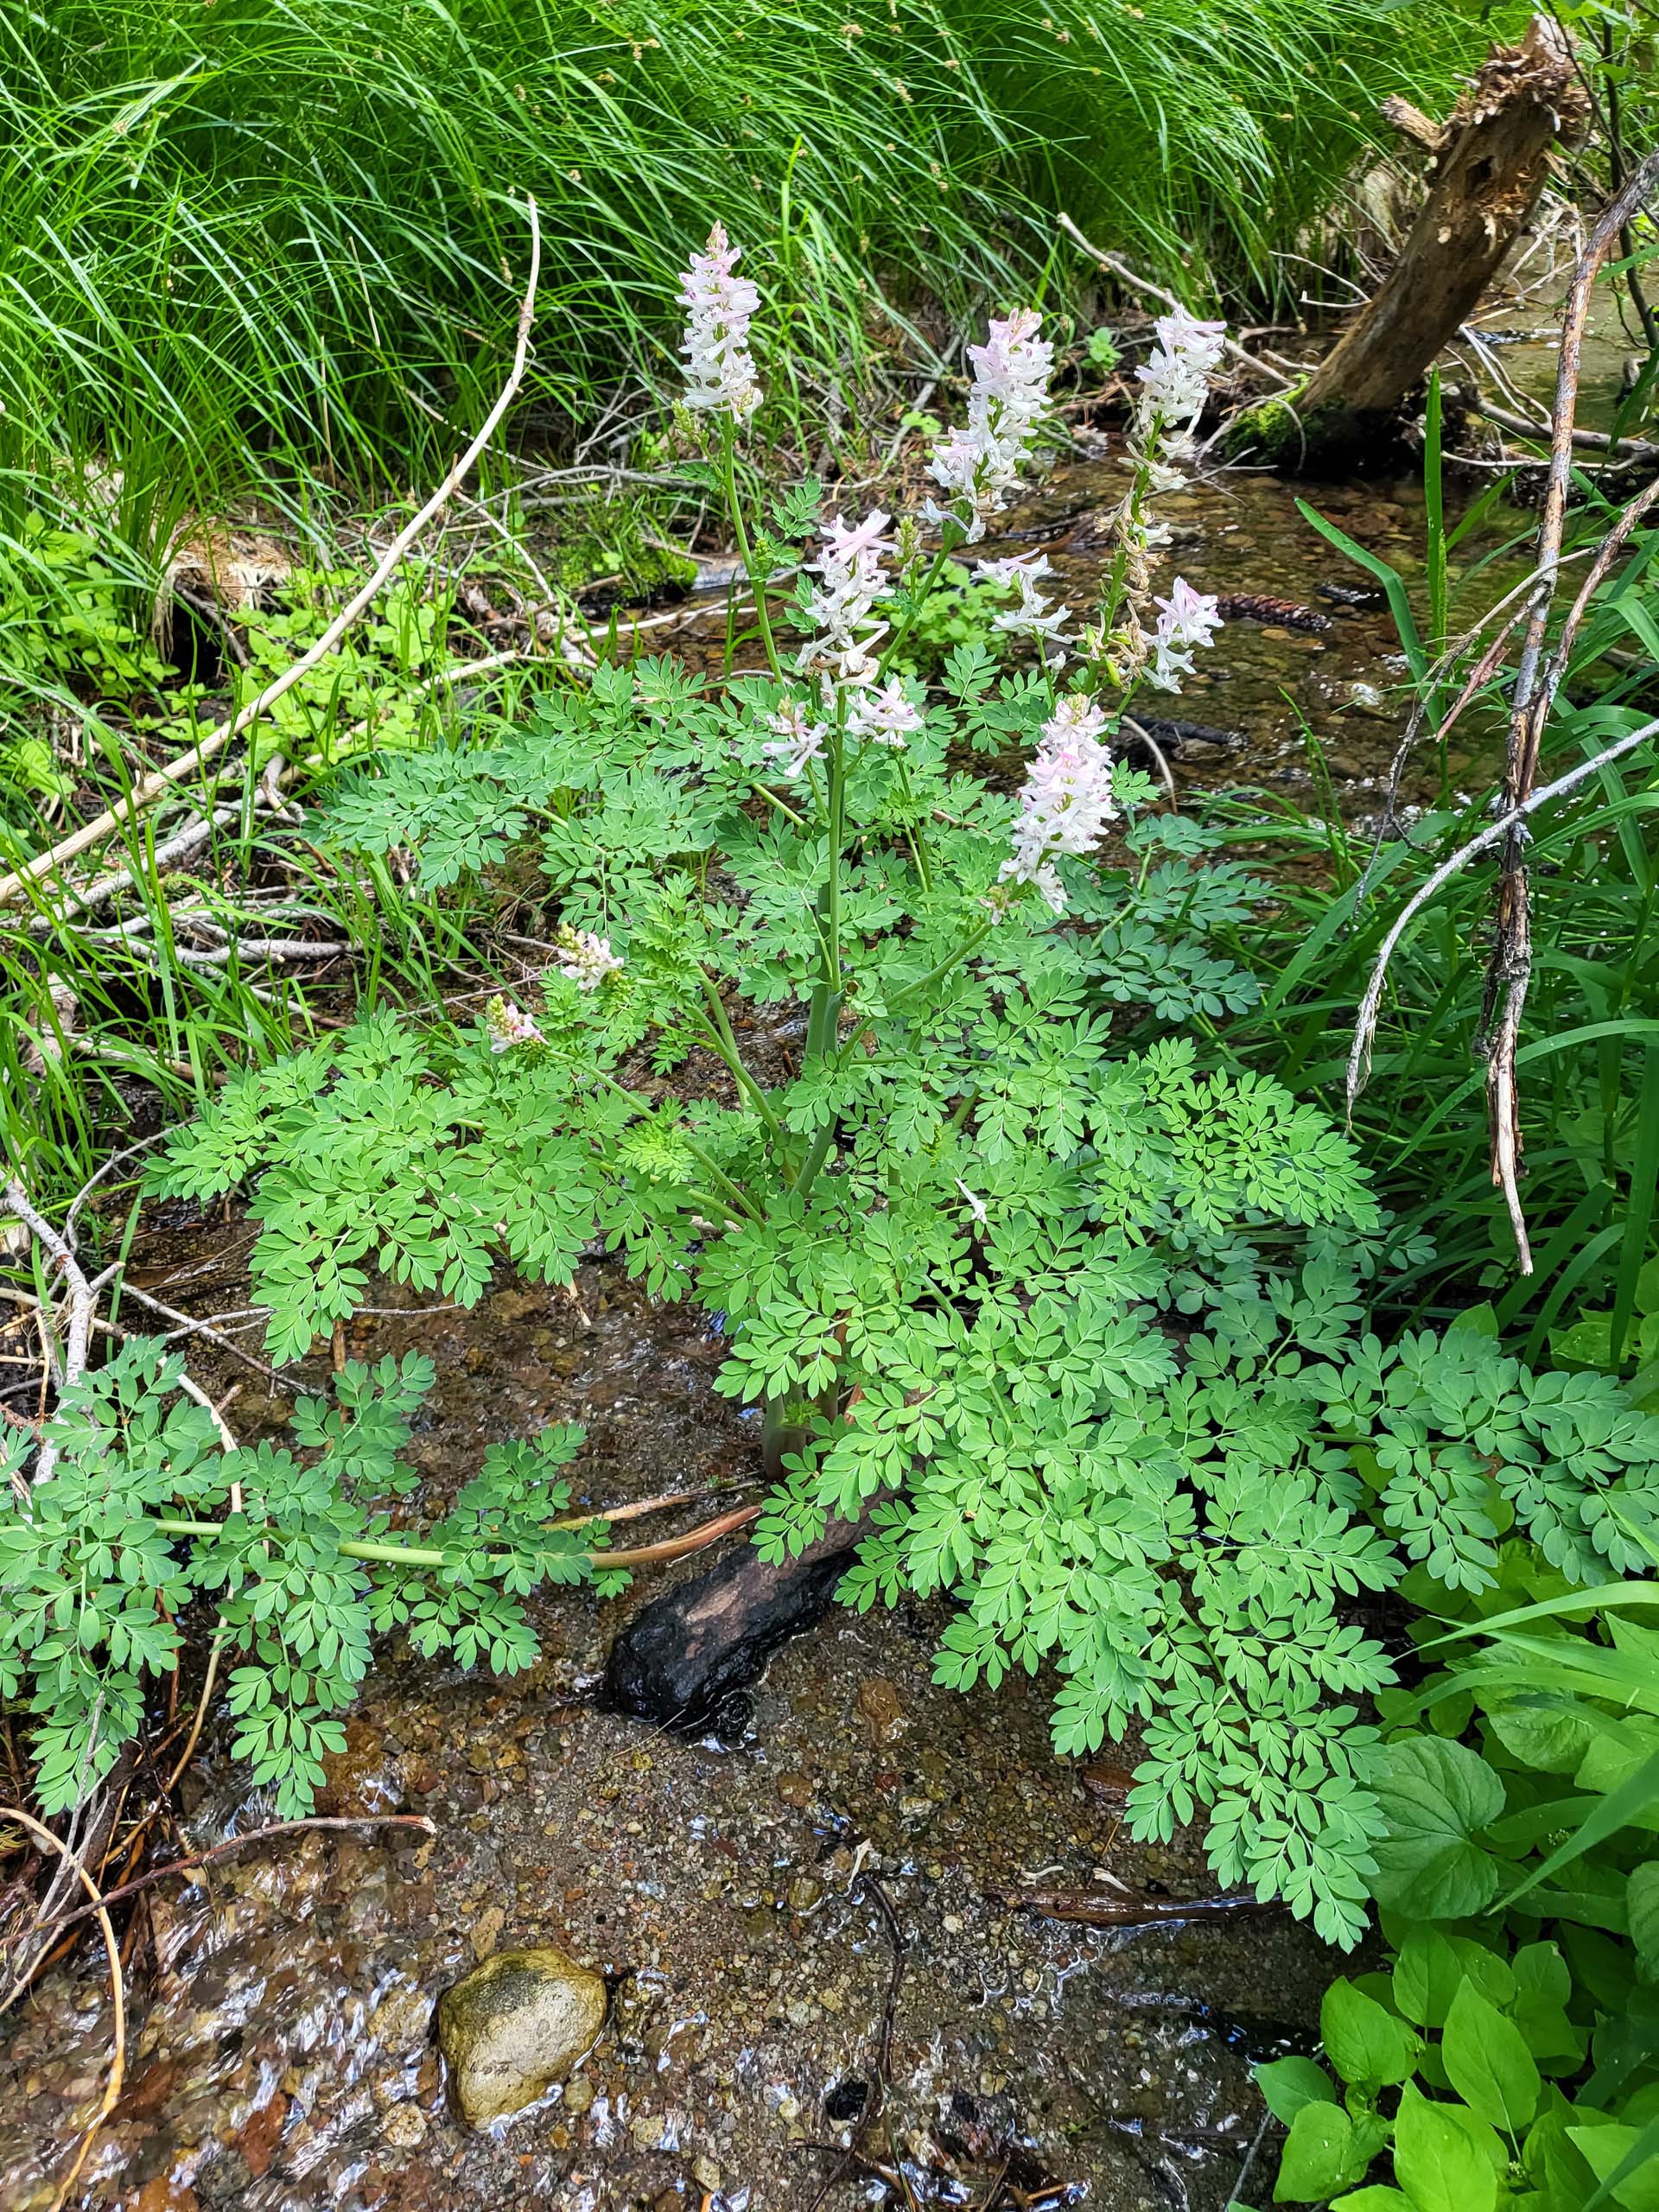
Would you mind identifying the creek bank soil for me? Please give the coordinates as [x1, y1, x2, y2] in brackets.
[0, 1243, 1332, 2212]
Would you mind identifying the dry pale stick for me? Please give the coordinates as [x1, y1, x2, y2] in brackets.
[0, 197, 542, 911]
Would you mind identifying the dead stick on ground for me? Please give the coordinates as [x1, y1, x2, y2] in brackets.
[1055, 215, 1296, 390]
[1485, 149, 1659, 1270]
[3, 1180, 97, 1484]
[805, 1870, 907, 2212]
[0, 1805, 124, 2212]
[1467, 393, 1659, 461]
[0, 196, 542, 912]
[600, 1501, 764, 1571]
[26, 1814, 436, 1947]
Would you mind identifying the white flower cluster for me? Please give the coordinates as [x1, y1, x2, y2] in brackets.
[798, 509, 895, 693]
[925, 309, 1052, 543]
[848, 677, 924, 747]
[762, 675, 921, 779]
[999, 693, 1118, 915]
[977, 550, 1072, 660]
[762, 698, 828, 779]
[485, 996, 544, 1052]
[1129, 306, 1227, 497]
[1145, 577, 1223, 693]
[678, 222, 762, 421]
[552, 925, 624, 990]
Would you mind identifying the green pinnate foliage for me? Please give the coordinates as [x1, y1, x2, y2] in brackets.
[137, 279, 1659, 1942]
[146, 623, 1659, 1942]
[0, 1338, 598, 1817]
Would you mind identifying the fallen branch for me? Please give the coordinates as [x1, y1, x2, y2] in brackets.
[1056, 215, 1296, 390]
[804, 1871, 907, 2212]
[3, 1180, 99, 1483]
[106, 1279, 288, 1389]
[0, 1804, 124, 2212]
[1466, 393, 1659, 461]
[24, 1812, 435, 1946]
[1283, 22, 1589, 451]
[1007, 1885, 1286, 1927]
[601, 1500, 764, 1571]
[0, 196, 542, 912]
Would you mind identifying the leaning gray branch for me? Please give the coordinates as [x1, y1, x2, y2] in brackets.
[1348, 713, 1659, 1107]
[1056, 213, 1297, 390]
[0, 194, 542, 912]
[3, 1181, 97, 1484]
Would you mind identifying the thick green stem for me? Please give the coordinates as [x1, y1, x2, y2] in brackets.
[154, 1516, 464, 1571]
[722, 422, 785, 683]
[791, 1116, 839, 1207]
[879, 546, 953, 681]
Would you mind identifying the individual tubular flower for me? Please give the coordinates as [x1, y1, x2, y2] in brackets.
[485, 996, 545, 1052]
[847, 677, 924, 747]
[998, 692, 1118, 916]
[1146, 577, 1224, 693]
[678, 222, 762, 421]
[925, 310, 1052, 543]
[797, 511, 895, 694]
[955, 1178, 988, 1226]
[762, 697, 829, 778]
[552, 925, 624, 991]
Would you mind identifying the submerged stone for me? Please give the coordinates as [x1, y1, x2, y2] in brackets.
[435, 1944, 607, 2127]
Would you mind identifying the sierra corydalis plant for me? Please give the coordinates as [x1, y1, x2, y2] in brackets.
[12, 224, 1651, 1943]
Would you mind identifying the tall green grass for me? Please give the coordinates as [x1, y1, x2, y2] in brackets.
[2, 0, 1517, 514]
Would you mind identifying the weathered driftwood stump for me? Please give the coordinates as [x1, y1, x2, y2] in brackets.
[1239, 17, 1588, 461]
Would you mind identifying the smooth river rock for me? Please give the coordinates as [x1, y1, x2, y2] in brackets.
[435, 1944, 607, 2127]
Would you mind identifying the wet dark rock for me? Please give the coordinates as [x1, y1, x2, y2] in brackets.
[824, 2078, 870, 2123]
[1133, 716, 1241, 751]
[604, 1515, 865, 1732]
[435, 1943, 607, 2127]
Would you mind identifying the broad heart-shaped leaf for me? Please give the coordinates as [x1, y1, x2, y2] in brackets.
[1392, 2084, 1497, 2212]
[1441, 1982, 1540, 2132]
[1274, 2102, 1370, 2204]
[1630, 1863, 1659, 1970]
[1332, 2192, 1413, 2212]
[1255, 2056, 1340, 2125]
[1393, 1928, 1465, 2028]
[1321, 1979, 1421, 2090]
[1370, 1738, 1504, 1920]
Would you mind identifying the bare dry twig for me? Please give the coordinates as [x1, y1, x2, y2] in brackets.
[3, 1181, 99, 1484]
[1055, 214, 1297, 390]
[0, 1804, 124, 2212]
[1348, 713, 1659, 1102]
[1485, 150, 1659, 1268]
[0, 196, 543, 912]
